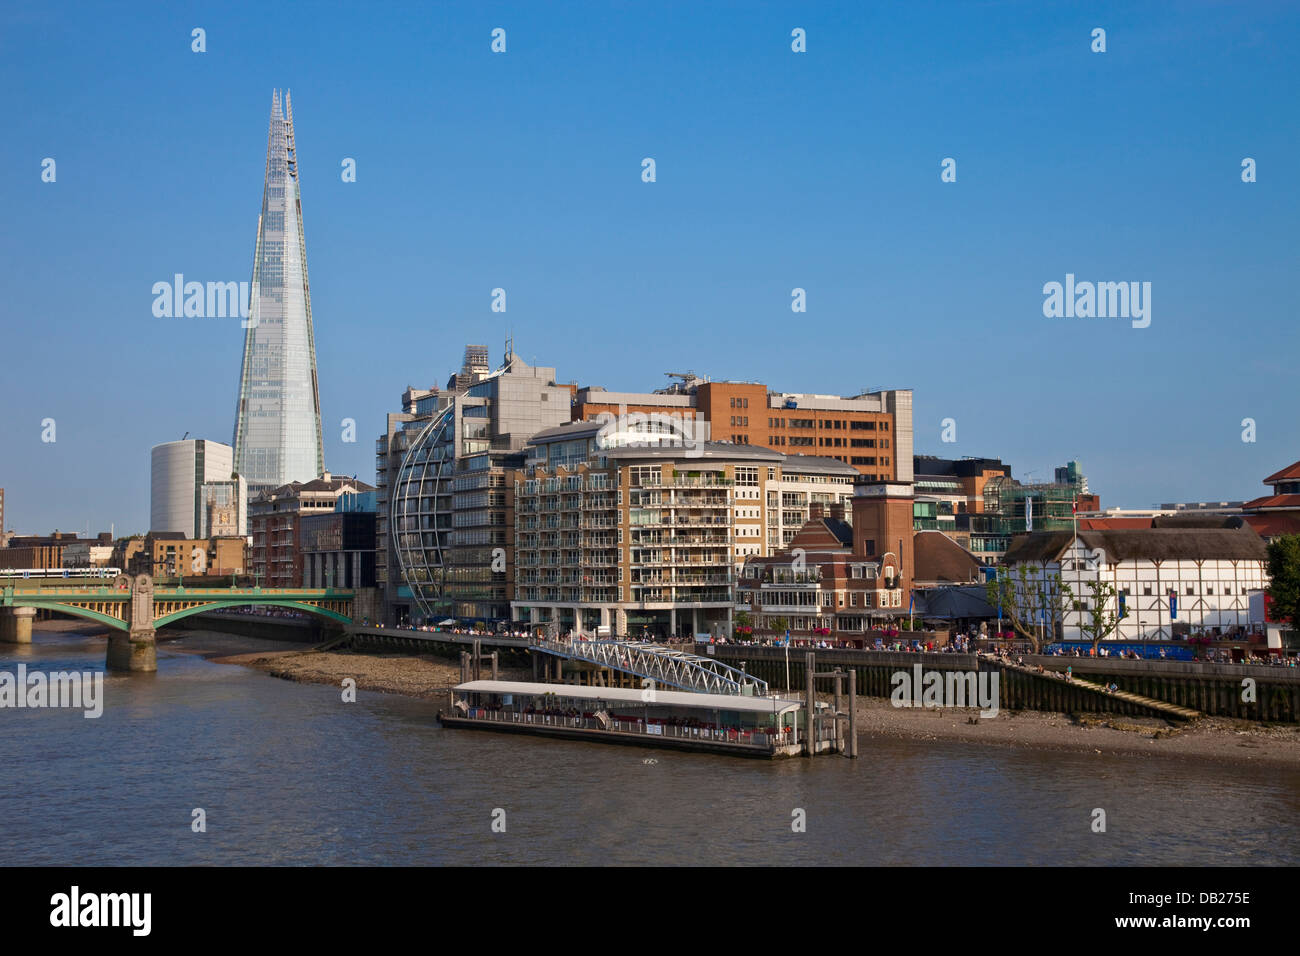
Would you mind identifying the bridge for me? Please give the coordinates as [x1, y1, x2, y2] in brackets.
[529, 637, 769, 696]
[0, 573, 354, 672]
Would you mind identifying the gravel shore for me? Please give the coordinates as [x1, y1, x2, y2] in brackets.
[168, 627, 530, 700]
[850, 695, 1300, 768]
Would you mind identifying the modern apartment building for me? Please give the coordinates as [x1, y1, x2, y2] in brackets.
[508, 418, 871, 639]
[384, 349, 572, 625]
[249, 473, 373, 587]
[511, 420, 781, 639]
[572, 373, 913, 482]
[771, 455, 860, 551]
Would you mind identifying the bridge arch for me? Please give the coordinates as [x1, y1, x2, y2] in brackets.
[153, 600, 353, 629]
[4, 600, 128, 631]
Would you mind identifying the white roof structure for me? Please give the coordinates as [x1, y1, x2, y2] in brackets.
[454, 680, 804, 715]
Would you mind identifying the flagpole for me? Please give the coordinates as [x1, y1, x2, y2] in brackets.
[784, 629, 791, 693]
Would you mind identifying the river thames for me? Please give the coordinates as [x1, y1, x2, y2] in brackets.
[4, 628, 1297, 866]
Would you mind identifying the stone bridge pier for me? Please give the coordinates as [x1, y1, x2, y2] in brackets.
[0, 606, 37, 644]
[106, 573, 157, 673]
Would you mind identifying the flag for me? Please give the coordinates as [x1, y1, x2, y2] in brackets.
[1025, 496, 1034, 532]
[908, 591, 914, 615]
[1169, 590, 1177, 620]
[1072, 497, 1078, 514]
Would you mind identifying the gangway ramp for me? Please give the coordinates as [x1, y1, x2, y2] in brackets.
[530, 637, 769, 696]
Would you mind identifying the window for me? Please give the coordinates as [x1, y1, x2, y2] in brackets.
[1186, 586, 1193, 595]
[1143, 585, 1152, 596]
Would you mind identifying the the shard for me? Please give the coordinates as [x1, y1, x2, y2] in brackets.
[232, 89, 325, 490]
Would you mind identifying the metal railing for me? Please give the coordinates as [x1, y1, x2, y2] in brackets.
[528, 636, 769, 695]
[460, 707, 790, 749]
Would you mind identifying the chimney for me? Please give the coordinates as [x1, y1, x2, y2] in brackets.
[809, 503, 825, 521]
[829, 502, 845, 521]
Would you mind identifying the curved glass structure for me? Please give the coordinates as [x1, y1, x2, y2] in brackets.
[391, 405, 456, 618]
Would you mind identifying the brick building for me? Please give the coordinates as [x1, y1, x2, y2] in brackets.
[249, 474, 374, 588]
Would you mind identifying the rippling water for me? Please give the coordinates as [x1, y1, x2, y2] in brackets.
[3, 629, 1297, 865]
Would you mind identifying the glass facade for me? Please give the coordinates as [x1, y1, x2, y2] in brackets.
[233, 90, 325, 490]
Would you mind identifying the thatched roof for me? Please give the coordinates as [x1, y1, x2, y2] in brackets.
[1003, 526, 1267, 565]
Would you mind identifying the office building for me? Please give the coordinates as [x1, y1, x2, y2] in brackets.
[150, 439, 237, 538]
[232, 89, 325, 490]
[387, 348, 573, 624]
[249, 473, 373, 588]
[572, 373, 913, 481]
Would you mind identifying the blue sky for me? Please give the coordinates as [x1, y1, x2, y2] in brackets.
[2, 1, 1297, 534]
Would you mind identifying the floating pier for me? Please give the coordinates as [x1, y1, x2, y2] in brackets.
[439, 680, 845, 758]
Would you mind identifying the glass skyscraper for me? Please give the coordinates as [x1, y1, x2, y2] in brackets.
[233, 89, 325, 490]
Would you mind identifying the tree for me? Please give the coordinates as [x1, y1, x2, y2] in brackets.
[1059, 578, 1123, 656]
[733, 610, 753, 637]
[985, 562, 1062, 654]
[1266, 534, 1300, 631]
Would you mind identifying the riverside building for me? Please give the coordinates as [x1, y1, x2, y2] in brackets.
[248, 473, 373, 588]
[509, 419, 865, 639]
[735, 480, 921, 640]
[1001, 523, 1269, 642]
